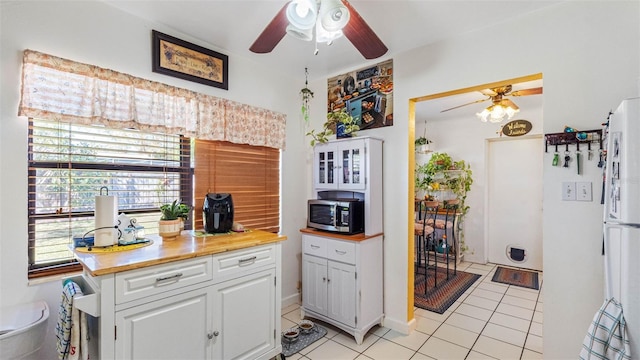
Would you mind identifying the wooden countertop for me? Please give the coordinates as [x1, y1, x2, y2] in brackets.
[300, 228, 383, 242]
[73, 230, 287, 277]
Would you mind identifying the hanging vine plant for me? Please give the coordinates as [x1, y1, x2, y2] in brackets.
[300, 67, 314, 125]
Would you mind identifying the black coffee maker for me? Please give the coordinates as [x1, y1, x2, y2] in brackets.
[203, 193, 234, 233]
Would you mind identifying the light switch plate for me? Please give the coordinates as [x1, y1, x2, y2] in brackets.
[576, 181, 592, 201]
[562, 182, 576, 201]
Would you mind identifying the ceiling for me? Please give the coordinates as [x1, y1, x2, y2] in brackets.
[415, 79, 544, 123]
[100, 0, 562, 82]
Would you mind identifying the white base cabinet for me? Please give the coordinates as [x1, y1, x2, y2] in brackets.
[88, 243, 282, 360]
[115, 287, 212, 359]
[301, 233, 383, 344]
[212, 269, 276, 360]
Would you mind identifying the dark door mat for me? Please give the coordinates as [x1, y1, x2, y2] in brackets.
[281, 324, 327, 358]
[491, 266, 540, 290]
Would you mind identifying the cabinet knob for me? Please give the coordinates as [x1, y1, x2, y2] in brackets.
[322, 277, 326, 282]
[208, 331, 220, 339]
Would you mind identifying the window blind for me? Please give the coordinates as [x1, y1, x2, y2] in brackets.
[28, 118, 191, 277]
[194, 140, 280, 233]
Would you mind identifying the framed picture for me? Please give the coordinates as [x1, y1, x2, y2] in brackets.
[327, 59, 393, 132]
[152, 30, 228, 90]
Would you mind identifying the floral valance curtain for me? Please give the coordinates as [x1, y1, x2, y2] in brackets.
[18, 50, 286, 149]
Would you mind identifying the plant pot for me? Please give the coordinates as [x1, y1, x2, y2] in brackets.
[159, 219, 181, 240]
[416, 144, 431, 154]
[336, 123, 351, 138]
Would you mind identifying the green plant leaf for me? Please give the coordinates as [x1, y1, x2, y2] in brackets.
[160, 199, 190, 221]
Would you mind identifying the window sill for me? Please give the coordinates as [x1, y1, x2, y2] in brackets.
[28, 270, 83, 286]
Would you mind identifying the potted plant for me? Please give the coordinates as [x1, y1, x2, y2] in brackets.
[306, 109, 360, 146]
[300, 67, 314, 126]
[159, 199, 190, 240]
[414, 136, 432, 153]
[300, 86, 314, 125]
[415, 152, 473, 253]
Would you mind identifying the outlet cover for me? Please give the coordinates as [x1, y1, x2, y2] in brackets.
[562, 182, 576, 201]
[576, 181, 593, 201]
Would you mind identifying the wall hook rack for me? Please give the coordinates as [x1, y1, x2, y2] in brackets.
[544, 129, 603, 153]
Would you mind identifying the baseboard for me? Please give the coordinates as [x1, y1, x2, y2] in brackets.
[464, 252, 485, 264]
[281, 292, 300, 309]
[381, 315, 416, 335]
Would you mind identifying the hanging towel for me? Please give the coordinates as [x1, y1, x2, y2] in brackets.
[580, 298, 631, 360]
[56, 280, 89, 360]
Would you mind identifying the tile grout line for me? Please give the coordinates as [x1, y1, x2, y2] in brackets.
[520, 276, 544, 358]
[463, 267, 508, 360]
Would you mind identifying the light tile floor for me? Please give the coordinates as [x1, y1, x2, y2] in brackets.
[280, 262, 543, 360]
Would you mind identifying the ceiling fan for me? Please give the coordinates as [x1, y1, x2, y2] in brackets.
[441, 85, 543, 113]
[249, 0, 388, 59]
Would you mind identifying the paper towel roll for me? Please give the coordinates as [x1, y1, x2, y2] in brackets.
[95, 195, 117, 247]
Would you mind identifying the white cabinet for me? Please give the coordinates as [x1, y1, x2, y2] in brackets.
[114, 256, 213, 304]
[212, 269, 276, 360]
[313, 139, 366, 190]
[312, 137, 383, 236]
[301, 233, 383, 345]
[301, 254, 328, 316]
[91, 243, 282, 360]
[326, 260, 357, 327]
[115, 287, 212, 360]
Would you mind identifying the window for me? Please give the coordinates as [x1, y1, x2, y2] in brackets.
[27, 119, 281, 279]
[21, 51, 285, 278]
[28, 119, 191, 278]
[194, 140, 280, 233]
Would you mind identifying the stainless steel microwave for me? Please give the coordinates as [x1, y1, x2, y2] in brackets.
[307, 199, 364, 234]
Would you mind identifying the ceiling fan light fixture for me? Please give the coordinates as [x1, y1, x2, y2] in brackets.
[286, 0, 318, 30]
[286, 24, 314, 41]
[476, 104, 519, 123]
[251, 0, 387, 59]
[315, 17, 343, 44]
[319, 0, 350, 32]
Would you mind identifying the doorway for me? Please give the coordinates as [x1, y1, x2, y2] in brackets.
[486, 136, 543, 271]
[407, 73, 543, 321]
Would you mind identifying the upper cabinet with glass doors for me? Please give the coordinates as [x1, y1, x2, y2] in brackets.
[313, 138, 368, 191]
[312, 136, 383, 236]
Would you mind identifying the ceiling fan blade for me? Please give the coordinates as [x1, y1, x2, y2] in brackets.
[441, 98, 490, 113]
[509, 87, 543, 96]
[341, 0, 388, 59]
[249, 3, 289, 54]
[501, 98, 520, 110]
[479, 88, 498, 97]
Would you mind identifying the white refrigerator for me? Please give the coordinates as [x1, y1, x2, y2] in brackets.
[603, 97, 640, 356]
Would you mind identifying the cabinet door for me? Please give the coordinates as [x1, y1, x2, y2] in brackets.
[338, 140, 366, 190]
[302, 255, 328, 316]
[327, 260, 357, 327]
[313, 143, 338, 190]
[212, 269, 276, 360]
[115, 288, 211, 360]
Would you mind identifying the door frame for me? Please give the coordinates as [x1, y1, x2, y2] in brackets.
[407, 73, 543, 323]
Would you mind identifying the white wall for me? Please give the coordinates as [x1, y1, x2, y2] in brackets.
[390, 2, 639, 358]
[0, 1, 307, 358]
[2, 1, 639, 360]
